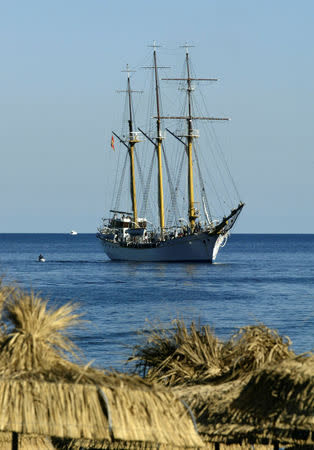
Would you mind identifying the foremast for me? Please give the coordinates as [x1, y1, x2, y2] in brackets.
[126, 70, 138, 226]
[113, 65, 141, 227]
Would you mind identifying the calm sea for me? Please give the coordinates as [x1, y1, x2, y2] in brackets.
[0, 233, 313, 370]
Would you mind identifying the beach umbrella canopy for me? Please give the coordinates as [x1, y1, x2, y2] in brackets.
[174, 378, 250, 446]
[0, 287, 203, 449]
[0, 377, 203, 448]
[228, 354, 314, 446]
[176, 355, 314, 448]
[0, 432, 54, 450]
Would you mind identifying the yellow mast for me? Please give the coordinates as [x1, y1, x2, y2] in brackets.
[186, 50, 197, 230]
[126, 68, 138, 226]
[160, 46, 228, 231]
[153, 47, 165, 232]
[129, 140, 138, 226]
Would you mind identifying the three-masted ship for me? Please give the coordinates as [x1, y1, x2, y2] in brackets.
[97, 45, 244, 262]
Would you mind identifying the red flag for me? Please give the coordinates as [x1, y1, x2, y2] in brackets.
[111, 135, 115, 151]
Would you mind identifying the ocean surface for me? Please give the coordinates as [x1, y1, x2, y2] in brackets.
[0, 233, 313, 371]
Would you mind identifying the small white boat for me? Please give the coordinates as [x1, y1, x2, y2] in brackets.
[38, 255, 45, 262]
[70, 230, 78, 235]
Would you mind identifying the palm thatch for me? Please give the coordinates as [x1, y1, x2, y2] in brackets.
[202, 446, 272, 450]
[224, 324, 294, 379]
[0, 432, 55, 449]
[228, 354, 314, 446]
[174, 378, 248, 444]
[0, 288, 83, 379]
[0, 380, 109, 440]
[129, 320, 295, 386]
[0, 286, 203, 449]
[100, 384, 203, 447]
[0, 378, 203, 448]
[175, 355, 314, 447]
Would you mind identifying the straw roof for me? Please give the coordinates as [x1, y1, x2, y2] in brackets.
[129, 320, 295, 386]
[0, 379, 109, 440]
[0, 432, 55, 449]
[175, 355, 314, 447]
[0, 378, 203, 448]
[0, 287, 204, 448]
[174, 378, 249, 444]
[228, 354, 314, 446]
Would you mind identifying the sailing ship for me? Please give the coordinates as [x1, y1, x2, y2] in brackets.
[97, 45, 244, 262]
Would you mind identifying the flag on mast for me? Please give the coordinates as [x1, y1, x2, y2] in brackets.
[111, 135, 115, 151]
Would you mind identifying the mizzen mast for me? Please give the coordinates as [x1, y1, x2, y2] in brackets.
[161, 45, 229, 231]
[185, 47, 197, 230]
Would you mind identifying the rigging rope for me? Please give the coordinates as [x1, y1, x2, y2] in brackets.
[113, 151, 128, 212]
[194, 149, 213, 222]
[141, 150, 156, 218]
[211, 124, 241, 201]
[134, 147, 145, 194]
[162, 143, 180, 226]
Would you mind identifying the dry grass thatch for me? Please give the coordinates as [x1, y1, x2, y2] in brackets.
[0, 378, 203, 447]
[69, 441, 273, 449]
[0, 288, 82, 377]
[0, 286, 204, 448]
[0, 431, 55, 449]
[229, 354, 314, 445]
[174, 378, 248, 444]
[129, 320, 224, 385]
[0, 380, 109, 440]
[100, 385, 203, 447]
[224, 324, 295, 377]
[175, 354, 314, 447]
[128, 320, 295, 386]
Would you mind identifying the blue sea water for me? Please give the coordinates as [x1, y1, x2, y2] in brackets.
[0, 233, 313, 370]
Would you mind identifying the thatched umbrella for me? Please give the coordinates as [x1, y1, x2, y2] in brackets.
[228, 354, 314, 447]
[176, 355, 314, 449]
[0, 287, 203, 449]
[0, 431, 54, 449]
[0, 377, 203, 449]
[174, 378, 251, 447]
[129, 320, 297, 449]
[129, 321, 295, 386]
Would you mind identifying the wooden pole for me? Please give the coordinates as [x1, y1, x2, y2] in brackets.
[12, 432, 18, 450]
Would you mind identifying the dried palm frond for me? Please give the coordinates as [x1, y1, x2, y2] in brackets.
[129, 320, 295, 387]
[129, 320, 224, 386]
[0, 431, 55, 449]
[0, 280, 16, 325]
[0, 288, 85, 379]
[223, 324, 295, 378]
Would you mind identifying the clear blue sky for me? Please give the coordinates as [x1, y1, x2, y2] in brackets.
[0, 0, 313, 233]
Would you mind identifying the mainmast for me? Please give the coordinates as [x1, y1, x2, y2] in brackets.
[153, 46, 165, 232]
[139, 43, 166, 233]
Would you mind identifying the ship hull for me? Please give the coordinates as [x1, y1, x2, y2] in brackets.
[97, 232, 226, 262]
